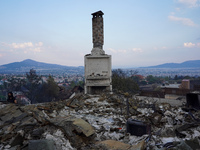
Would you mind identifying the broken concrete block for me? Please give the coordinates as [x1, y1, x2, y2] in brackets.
[96, 140, 131, 150]
[73, 118, 95, 137]
[130, 140, 146, 150]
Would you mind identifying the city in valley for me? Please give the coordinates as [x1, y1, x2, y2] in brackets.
[0, 67, 200, 102]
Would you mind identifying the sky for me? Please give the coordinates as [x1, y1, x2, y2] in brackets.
[0, 0, 200, 68]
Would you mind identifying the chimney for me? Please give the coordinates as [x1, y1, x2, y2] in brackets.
[92, 11, 104, 49]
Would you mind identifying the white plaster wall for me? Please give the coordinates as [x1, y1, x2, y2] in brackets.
[85, 56, 111, 78]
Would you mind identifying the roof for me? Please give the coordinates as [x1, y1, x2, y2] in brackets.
[91, 10, 104, 16]
[182, 79, 190, 82]
[161, 84, 180, 89]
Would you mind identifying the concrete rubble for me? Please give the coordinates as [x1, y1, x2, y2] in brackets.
[0, 93, 200, 150]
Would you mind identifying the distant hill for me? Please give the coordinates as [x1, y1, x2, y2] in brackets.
[0, 59, 84, 74]
[142, 60, 200, 68]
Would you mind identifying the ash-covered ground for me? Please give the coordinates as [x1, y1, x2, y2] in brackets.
[0, 93, 200, 150]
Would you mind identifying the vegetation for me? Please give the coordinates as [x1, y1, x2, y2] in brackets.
[112, 69, 139, 94]
[42, 75, 60, 102]
[0, 69, 61, 103]
[1, 67, 199, 103]
[143, 74, 200, 85]
[70, 80, 84, 89]
[24, 69, 42, 103]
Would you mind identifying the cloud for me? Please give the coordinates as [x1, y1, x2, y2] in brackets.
[9, 42, 43, 50]
[177, 0, 199, 7]
[33, 47, 41, 52]
[11, 42, 33, 49]
[197, 43, 200, 47]
[168, 15, 198, 27]
[35, 42, 43, 47]
[118, 49, 127, 53]
[132, 48, 143, 53]
[0, 42, 8, 47]
[170, 12, 176, 15]
[0, 42, 45, 54]
[107, 48, 127, 53]
[0, 54, 3, 57]
[152, 46, 168, 50]
[161, 46, 167, 49]
[108, 48, 117, 53]
[184, 42, 196, 47]
[175, 7, 181, 11]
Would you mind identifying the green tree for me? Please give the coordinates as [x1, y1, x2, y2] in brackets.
[146, 75, 163, 84]
[6, 77, 25, 92]
[0, 84, 6, 101]
[44, 75, 59, 102]
[146, 75, 156, 84]
[131, 76, 140, 84]
[174, 75, 178, 80]
[69, 80, 84, 90]
[24, 69, 42, 104]
[140, 80, 147, 85]
[183, 76, 191, 79]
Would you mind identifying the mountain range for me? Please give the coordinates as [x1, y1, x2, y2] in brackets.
[142, 60, 200, 68]
[0, 59, 199, 74]
[0, 59, 84, 74]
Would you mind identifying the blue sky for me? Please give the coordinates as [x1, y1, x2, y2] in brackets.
[0, 0, 200, 68]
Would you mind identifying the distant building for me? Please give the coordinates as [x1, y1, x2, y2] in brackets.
[84, 11, 112, 94]
[181, 79, 190, 89]
[180, 79, 200, 91]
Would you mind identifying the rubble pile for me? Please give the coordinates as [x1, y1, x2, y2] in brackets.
[0, 93, 200, 150]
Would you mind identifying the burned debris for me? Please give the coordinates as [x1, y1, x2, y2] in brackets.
[0, 92, 200, 150]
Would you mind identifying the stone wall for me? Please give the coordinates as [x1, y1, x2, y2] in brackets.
[92, 11, 104, 49]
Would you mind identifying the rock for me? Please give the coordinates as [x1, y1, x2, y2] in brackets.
[73, 118, 95, 137]
[172, 140, 193, 150]
[4, 144, 11, 149]
[176, 123, 200, 132]
[150, 113, 162, 125]
[31, 128, 44, 138]
[1, 93, 200, 150]
[49, 116, 95, 137]
[0, 105, 23, 125]
[96, 140, 131, 150]
[10, 133, 24, 147]
[28, 139, 55, 150]
[44, 129, 75, 150]
[1, 133, 14, 143]
[130, 140, 146, 150]
[5, 113, 28, 125]
[158, 103, 171, 111]
[185, 138, 200, 150]
[48, 116, 95, 148]
[160, 126, 175, 137]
